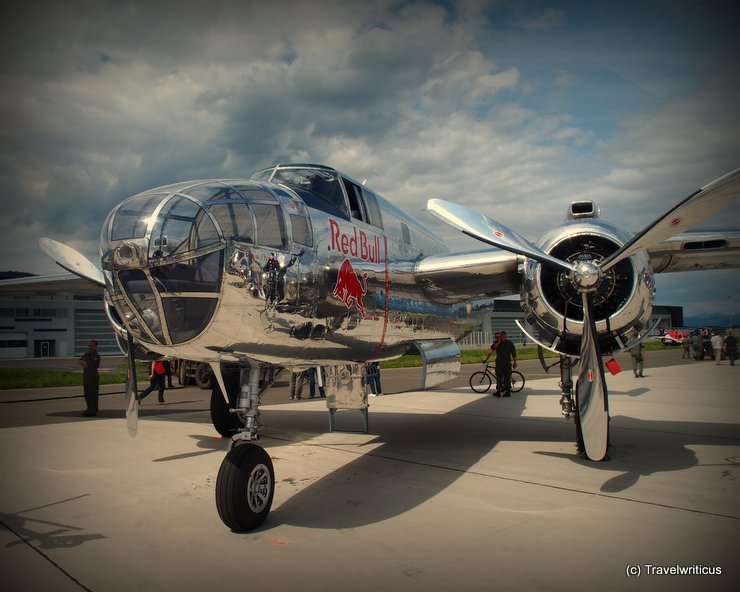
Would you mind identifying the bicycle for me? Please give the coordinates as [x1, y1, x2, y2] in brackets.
[469, 361, 525, 394]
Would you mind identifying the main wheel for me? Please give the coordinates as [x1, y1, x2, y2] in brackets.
[195, 362, 214, 389]
[216, 443, 274, 531]
[469, 371, 492, 393]
[510, 371, 525, 393]
[177, 361, 188, 386]
[210, 372, 242, 437]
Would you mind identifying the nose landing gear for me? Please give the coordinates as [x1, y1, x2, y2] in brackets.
[213, 363, 276, 531]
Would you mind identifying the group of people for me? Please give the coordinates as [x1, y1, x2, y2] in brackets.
[289, 362, 383, 399]
[289, 366, 327, 399]
[681, 330, 737, 366]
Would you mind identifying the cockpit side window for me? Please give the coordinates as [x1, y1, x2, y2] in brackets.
[252, 204, 287, 249]
[342, 178, 366, 222]
[362, 189, 384, 229]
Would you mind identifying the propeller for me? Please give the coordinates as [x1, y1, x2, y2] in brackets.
[125, 331, 139, 438]
[427, 168, 740, 461]
[574, 289, 609, 458]
[600, 168, 740, 272]
[39, 237, 105, 287]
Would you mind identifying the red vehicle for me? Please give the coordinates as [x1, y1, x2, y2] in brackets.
[661, 329, 687, 346]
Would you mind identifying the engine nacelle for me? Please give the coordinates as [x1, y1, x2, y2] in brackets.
[521, 208, 655, 357]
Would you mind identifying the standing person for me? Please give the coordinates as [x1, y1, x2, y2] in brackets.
[79, 340, 101, 417]
[139, 359, 167, 404]
[367, 362, 382, 396]
[691, 332, 702, 360]
[163, 358, 174, 388]
[629, 331, 645, 377]
[289, 370, 305, 400]
[681, 334, 692, 359]
[307, 366, 326, 398]
[711, 332, 724, 365]
[491, 331, 517, 397]
[725, 330, 737, 366]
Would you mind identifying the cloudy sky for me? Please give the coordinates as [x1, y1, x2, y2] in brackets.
[1, 0, 738, 319]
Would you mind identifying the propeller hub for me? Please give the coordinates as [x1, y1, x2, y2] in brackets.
[572, 260, 601, 291]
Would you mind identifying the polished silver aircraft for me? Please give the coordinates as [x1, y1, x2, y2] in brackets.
[40, 163, 740, 531]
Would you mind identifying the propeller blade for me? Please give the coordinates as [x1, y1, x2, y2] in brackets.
[427, 199, 574, 273]
[574, 291, 609, 460]
[125, 331, 139, 438]
[601, 168, 740, 272]
[39, 237, 106, 287]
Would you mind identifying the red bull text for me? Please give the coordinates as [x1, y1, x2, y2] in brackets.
[329, 219, 381, 263]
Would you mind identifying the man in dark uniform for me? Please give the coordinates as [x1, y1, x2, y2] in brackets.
[492, 331, 517, 397]
[79, 340, 101, 416]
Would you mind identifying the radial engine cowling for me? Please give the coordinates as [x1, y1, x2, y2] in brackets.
[520, 217, 655, 357]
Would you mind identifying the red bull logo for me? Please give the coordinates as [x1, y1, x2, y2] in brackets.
[333, 258, 368, 317]
[329, 219, 381, 263]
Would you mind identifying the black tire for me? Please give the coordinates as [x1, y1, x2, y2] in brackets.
[510, 371, 525, 393]
[195, 362, 214, 389]
[469, 371, 492, 393]
[216, 443, 274, 531]
[210, 372, 242, 437]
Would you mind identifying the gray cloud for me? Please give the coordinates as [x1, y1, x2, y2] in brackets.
[0, 0, 738, 315]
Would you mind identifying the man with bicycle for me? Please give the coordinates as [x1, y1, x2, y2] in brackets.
[485, 331, 518, 397]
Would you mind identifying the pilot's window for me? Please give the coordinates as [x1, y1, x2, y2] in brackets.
[111, 194, 163, 240]
[252, 204, 287, 249]
[342, 178, 366, 222]
[272, 169, 349, 218]
[401, 222, 411, 244]
[208, 203, 254, 243]
[362, 189, 384, 229]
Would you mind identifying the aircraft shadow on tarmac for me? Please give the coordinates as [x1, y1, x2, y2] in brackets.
[152, 434, 229, 463]
[1, 495, 106, 550]
[139, 392, 739, 531]
[43, 401, 207, 424]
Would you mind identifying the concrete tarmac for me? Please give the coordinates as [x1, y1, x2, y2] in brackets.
[1, 356, 738, 591]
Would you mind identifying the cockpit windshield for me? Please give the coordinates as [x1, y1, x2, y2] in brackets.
[267, 168, 349, 219]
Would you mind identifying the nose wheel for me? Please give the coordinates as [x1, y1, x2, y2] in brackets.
[216, 442, 275, 531]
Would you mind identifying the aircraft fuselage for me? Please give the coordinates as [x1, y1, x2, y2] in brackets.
[101, 164, 484, 367]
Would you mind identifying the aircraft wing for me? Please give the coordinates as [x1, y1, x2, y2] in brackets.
[414, 248, 521, 304]
[647, 229, 740, 273]
[0, 273, 104, 296]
